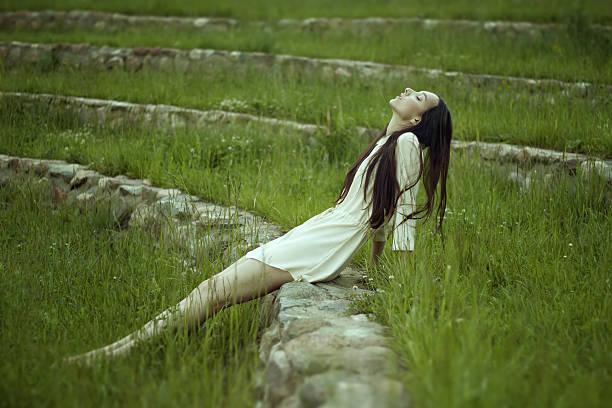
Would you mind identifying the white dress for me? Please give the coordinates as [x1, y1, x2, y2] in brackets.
[245, 131, 422, 282]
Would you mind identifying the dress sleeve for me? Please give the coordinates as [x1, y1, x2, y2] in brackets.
[391, 133, 422, 251]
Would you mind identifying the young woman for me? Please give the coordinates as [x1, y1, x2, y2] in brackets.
[67, 87, 452, 363]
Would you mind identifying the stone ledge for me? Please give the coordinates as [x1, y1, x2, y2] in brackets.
[1, 40, 607, 93]
[1, 10, 610, 34]
[0, 152, 409, 408]
[2, 91, 610, 183]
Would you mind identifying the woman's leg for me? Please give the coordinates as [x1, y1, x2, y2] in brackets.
[66, 258, 294, 363]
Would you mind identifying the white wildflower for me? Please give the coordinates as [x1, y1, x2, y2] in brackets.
[352, 285, 358, 290]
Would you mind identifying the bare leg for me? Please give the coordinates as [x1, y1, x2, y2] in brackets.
[65, 257, 293, 364]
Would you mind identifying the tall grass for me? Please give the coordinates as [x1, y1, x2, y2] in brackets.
[3, 16, 611, 83]
[0, 173, 270, 407]
[1, 64, 610, 157]
[357, 151, 611, 407]
[2, 0, 612, 24]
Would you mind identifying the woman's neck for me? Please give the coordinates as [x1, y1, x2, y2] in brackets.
[386, 114, 411, 136]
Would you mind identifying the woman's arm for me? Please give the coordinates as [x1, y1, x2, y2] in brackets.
[391, 133, 422, 252]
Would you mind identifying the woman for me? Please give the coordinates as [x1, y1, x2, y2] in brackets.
[67, 87, 452, 363]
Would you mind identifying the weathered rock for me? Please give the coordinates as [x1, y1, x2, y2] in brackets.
[70, 169, 101, 188]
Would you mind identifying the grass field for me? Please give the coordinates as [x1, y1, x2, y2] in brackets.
[3, 15, 611, 83]
[0, 173, 272, 407]
[2, 1, 611, 407]
[2, 0, 612, 24]
[2, 102, 611, 408]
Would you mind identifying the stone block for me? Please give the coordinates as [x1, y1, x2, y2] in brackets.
[265, 346, 295, 406]
[119, 184, 143, 197]
[259, 321, 281, 362]
[125, 55, 143, 71]
[282, 318, 332, 343]
[48, 163, 83, 183]
[105, 56, 124, 70]
[70, 169, 101, 188]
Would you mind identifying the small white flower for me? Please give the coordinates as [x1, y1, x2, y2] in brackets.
[388, 275, 395, 280]
[352, 285, 358, 290]
[569, 243, 573, 247]
[190, 148, 196, 154]
[362, 275, 367, 279]
[563, 255, 568, 258]
[376, 288, 386, 293]
[368, 278, 374, 282]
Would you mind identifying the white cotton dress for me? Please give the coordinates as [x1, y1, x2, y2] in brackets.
[245, 131, 423, 283]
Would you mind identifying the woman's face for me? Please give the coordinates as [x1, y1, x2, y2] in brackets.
[389, 87, 439, 122]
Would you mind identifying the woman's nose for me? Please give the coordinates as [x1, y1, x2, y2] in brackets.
[405, 88, 414, 94]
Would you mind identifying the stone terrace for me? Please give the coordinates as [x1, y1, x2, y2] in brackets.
[1, 10, 610, 34]
[2, 40, 606, 93]
[3, 91, 610, 182]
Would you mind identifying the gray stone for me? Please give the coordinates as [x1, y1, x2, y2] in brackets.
[105, 56, 124, 70]
[70, 169, 101, 188]
[158, 56, 173, 71]
[48, 163, 83, 183]
[265, 346, 295, 405]
[119, 184, 143, 196]
[155, 194, 199, 218]
[125, 55, 143, 71]
[155, 188, 182, 200]
[76, 192, 95, 202]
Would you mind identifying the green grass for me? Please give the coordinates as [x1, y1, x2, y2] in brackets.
[0, 173, 272, 408]
[357, 152, 612, 407]
[2, 64, 611, 158]
[3, 14, 611, 84]
[2, 0, 612, 24]
[1, 100, 610, 408]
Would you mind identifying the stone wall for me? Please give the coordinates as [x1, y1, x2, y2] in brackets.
[0, 153, 410, 408]
[1, 40, 604, 93]
[1, 10, 610, 35]
[3, 91, 610, 182]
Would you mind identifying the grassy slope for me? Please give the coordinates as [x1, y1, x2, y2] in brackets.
[0, 174, 268, 408]
[1, 0, 612, 23]
[2, 18, 611, 83]
[1, 65, 610, 158]
[2, 104, 611, 408]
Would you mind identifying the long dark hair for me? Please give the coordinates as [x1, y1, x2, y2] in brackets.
[335, 98, 452, 239]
